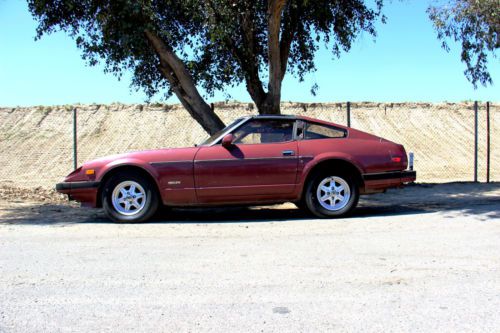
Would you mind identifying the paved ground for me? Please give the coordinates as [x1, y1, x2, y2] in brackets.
[0, 183, 499, 332]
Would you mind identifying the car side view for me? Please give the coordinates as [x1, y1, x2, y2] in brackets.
[56, 115, 416, 222]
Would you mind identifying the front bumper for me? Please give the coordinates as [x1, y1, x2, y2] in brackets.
[55, 181, 100, 207]
[56, 181, 100, 191]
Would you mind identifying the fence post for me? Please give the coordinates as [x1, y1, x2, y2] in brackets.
[486, 101, 490, 183]
[474, 101, 478, 182]
[346, 101, 351, 127]
[73, 107, 78, 170]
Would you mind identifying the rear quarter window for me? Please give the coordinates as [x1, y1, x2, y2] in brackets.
[304, 123, 346, 140]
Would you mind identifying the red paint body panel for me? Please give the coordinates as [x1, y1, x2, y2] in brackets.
[194, 141, 298, 203]
[57, 187, 98, 207]
[56, 116, 416, 208]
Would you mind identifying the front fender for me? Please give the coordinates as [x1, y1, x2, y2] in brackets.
[96, 158, 160, 185]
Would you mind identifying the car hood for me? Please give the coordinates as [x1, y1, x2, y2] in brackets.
[82, 146, 199, 168]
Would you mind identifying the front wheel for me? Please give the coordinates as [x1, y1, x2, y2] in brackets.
[305, 173, 359, 218]
[102, 172, 159, 223]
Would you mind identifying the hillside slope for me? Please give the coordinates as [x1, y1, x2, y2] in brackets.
[0, 102, 498, 189]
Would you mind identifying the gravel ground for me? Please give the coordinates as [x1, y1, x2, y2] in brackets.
[0, 183, 499, 332]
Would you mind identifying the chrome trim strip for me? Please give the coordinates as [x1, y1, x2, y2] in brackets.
[194, 156, 298, 163]
[152, 156, 309, 166]
[195, 184, 296, 191]
[150, 160, 193, 167]
[249, 115, 298, 120]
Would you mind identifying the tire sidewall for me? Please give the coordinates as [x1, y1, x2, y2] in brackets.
[102, 172, 158, 223]
[305, 172, 359, 218]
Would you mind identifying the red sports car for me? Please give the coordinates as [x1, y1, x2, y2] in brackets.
[56, 115, 416, 222]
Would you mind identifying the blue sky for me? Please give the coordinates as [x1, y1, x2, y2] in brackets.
[0, 0, 498, 107]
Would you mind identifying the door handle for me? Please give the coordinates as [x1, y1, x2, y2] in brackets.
[282, 150, 295, 156]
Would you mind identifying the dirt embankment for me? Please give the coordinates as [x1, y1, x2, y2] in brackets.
[0, 101, 498, 190]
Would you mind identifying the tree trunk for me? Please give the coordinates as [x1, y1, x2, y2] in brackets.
[258, 0, 287, 115]
[258, 95, 281, 115]
[144, 30, 225, 135]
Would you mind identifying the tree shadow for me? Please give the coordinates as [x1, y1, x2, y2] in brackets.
[0, 183, 498, 225]
[360, 182, 500, 221]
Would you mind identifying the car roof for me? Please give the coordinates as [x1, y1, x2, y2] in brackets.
[245, 114, 346, 129]
[246, 114, 298, 120]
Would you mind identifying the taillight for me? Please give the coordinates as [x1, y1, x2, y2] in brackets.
[391, 157, 402, 163]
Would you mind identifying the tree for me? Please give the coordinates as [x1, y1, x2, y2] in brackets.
[428, 0, 499, 87]
[28, 0, 384, 134]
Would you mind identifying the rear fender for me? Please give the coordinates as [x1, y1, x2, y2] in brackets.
[297, 153, 365, 195]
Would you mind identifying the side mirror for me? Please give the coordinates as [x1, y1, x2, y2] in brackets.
[221, 134, 235, 148]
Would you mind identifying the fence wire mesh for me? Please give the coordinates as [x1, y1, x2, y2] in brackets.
[490, 103, 500, 182]
[0, 102, 497, 189]
[351, 103, 477, 182]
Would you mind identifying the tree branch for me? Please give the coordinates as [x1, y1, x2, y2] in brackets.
[239, 4, 267, 106]
[279, 2, 300, 79]
[205, 0, 266, 106]
[144, 29, 225, 134]
[265, 0, 287, 113]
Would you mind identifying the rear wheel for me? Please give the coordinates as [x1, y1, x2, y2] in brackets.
[102, 172, 159, 223]
[305, 172, 359, 218]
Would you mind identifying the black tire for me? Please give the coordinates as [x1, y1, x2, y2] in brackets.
[304, 171, 359, 218]
[101, 171, 159, 223]
[294, 199, 307, 211]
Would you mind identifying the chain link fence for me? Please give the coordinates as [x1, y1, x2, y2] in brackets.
[352, 103, 477, 182]
[0, 102, 497, 189]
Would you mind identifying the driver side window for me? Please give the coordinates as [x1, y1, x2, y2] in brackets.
[232, 119, 295, 144]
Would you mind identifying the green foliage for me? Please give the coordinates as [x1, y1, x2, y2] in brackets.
[428, 0, 499, 87]
[28, 0, 384, 101]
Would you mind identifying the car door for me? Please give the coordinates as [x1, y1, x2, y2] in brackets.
[194, 118, 299, 203]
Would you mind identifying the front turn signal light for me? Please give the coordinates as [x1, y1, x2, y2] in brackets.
[85, 169, 95, 175]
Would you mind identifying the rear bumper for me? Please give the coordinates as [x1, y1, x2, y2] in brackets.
[55, 181, 100, 207]
[362, 170, 416, 192]
[363, 170, 416, 182]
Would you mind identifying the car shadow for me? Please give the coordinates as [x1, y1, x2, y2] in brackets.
[0, 203, 430, 225]
[0, 183, 498, 225]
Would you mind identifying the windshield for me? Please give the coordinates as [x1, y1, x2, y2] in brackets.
[198, 118, 246, 146]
